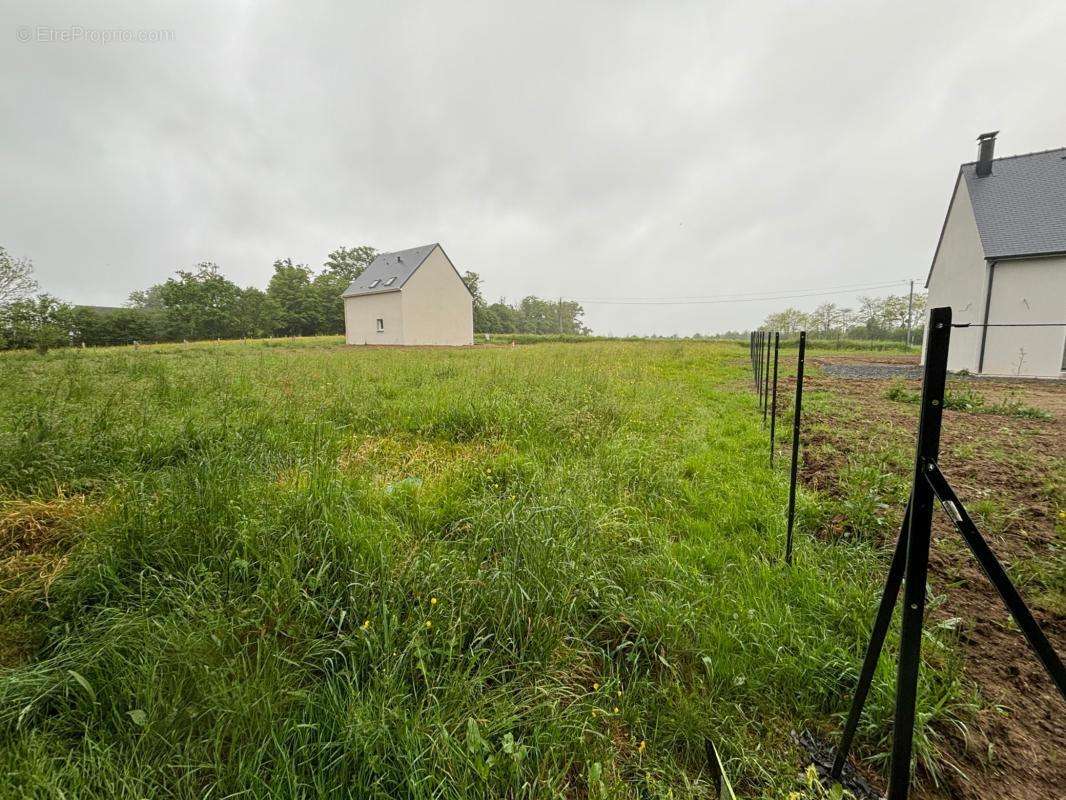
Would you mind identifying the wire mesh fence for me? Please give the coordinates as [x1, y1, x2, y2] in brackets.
[747, 311, 1066, 800]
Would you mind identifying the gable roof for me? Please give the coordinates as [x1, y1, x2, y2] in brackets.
[341, 244, 438, 298]
[342, 243, 474, 299]
[962, 146, 1066, 260]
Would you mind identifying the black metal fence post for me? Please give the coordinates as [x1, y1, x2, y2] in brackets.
[750, 330, 758, 384]
[785, 331, 806, 565]
[756, 332, 764, 403]
[769, 332, 779, 465]
[829, 307, 1066, 793]
[886, 306, 951, 800]
[751, 332, 757, 392]
[762, 331, 772, 421]
[761, 332, 766, 398]
[760, 332, 766, 400]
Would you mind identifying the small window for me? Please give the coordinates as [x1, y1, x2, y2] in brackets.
[376, 318, 384, 333]
[368, 279, 381, 288]
[383, 277, 396, 286]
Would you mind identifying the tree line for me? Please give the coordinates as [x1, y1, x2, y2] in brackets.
[0, 244, 590, 351]
[461, 272, 589, 336]
[0, 244, 377, 351]
[761, 292, 927, 341]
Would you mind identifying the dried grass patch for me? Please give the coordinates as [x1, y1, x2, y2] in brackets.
[338, 433, 508, 487]
[1, 494, 91, 609]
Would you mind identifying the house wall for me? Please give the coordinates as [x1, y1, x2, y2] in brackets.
[980, 256, 1066, 377]
[343, 290, 404, 345]
[925, 177, 988, 372]
[399, 247, 473, 346]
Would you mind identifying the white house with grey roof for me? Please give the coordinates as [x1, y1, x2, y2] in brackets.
[341, 243, 473, 346]
[925, 132, 1066, 378]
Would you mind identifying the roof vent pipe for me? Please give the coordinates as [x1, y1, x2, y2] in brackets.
[976, 131, 998, 177]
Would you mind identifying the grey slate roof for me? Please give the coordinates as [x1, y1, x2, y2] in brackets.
[962, 146, 1066, 259]
[341, 244, 438, 298]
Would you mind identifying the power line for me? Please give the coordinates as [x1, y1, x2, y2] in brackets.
[576, 278, 910, 302]
[572, 279, 914, 306]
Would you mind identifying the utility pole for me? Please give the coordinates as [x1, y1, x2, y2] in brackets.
[906, 280, 915, 346]
[557, 297, 563, 334]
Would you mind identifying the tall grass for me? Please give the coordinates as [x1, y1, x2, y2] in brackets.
[0, 339, 965, 798]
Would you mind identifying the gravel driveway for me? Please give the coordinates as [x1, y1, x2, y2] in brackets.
[817, 363, 922, 380]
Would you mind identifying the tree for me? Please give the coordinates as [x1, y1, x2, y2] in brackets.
[69, 306, 164, 347]
[836, 307, 854, 338]
[158, 263, 244, 341]
[484, 301, 520, 333]
[323, 246, 376, 283]
[309, 273, 345, 335]
[69, 307, 111, 346]
[462, 272, 485, 307]
[556, 300, 589, 335]
[109, 308, 163, 344]
[127, 284, 165, 310]
[462, 271, 496, 333]
[762, 307, 807, 333]
[0, 294, 72, 352]
[234, 287, 282, 338]
[761, 290, 929, 342]
[466, 292, 589, 336]
[909, 292, 928, 327]
[314, 245, 378, 334]
[810, 303, 838, 335]
[267, 259, 319, 336]
[0, 246, 39, 306]
[517, 297, 556, 333]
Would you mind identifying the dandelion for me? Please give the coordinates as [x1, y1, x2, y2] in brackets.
[592, 682, 599, 690]
[613, 706, 619, 714]
[361, 619, 370, 630]
[430, 597, 438, 606]
[425, 620, 432, 628]
[638, 740, 646, 753]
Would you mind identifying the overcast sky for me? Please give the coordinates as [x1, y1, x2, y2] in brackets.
[3, 1, 1064, 334]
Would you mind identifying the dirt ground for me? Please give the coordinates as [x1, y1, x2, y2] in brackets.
[800, 355, 1065, 800]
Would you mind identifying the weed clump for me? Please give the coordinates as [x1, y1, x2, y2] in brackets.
[883, 380, 1052, 420]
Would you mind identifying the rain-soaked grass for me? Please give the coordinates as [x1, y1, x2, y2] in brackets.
[0, 338, 969, 798]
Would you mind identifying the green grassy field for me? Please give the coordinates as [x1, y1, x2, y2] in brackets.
[0, 338, 964, 799]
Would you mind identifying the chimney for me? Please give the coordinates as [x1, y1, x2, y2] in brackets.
[975, 131, 998, 177]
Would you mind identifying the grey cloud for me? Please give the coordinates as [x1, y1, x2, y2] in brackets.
[2, 0, 1064, 333]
